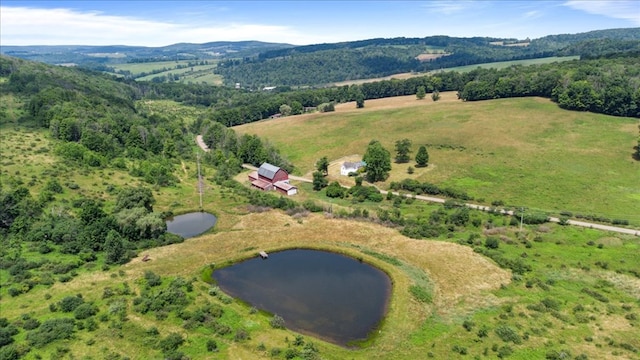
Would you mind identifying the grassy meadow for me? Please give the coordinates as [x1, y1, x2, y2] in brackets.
[334, 56, 580, 86]
[234, 92, 640, 225]
[109, 60, 222, 85]
[439, 56, 580, 73]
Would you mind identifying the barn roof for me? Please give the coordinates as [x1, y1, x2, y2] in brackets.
[258, 163, 281, 180]
[251, 179, 272, 190]
[274, 181, 296, 191]
[342, 161, 365, 169]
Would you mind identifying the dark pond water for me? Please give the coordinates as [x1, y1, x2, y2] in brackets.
[165, 212, 217, 238]
[213, 249, 391, 346]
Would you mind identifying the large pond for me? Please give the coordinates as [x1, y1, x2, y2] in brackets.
[165, 212, 217, 238]
[213, 249, 391, 346]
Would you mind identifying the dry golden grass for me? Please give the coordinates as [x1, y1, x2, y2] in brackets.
[133, 212, 508, 330]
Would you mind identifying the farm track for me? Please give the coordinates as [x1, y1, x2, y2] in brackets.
[196, 136, 639, 236]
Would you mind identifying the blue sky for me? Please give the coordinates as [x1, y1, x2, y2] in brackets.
[1, 1, 638, 46]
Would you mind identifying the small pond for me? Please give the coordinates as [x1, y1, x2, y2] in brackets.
[165, 212, 217, 238]
[213, 249, 391, 346]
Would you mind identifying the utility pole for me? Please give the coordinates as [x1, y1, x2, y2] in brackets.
[519, 207, 524, 231]
[197, 152, 203, 210]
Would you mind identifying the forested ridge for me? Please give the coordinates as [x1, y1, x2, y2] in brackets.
[215, 28, 640, 87]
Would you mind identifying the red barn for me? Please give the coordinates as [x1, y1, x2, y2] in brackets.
[248, 163, 297, 195]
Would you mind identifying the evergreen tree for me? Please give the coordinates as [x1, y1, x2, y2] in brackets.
[416, 86, 426, 100]
[431, 90, 441, 102]
[415, 146, 429, 167]
[394, 138, 412, 163]
[356, 92, 365, 109]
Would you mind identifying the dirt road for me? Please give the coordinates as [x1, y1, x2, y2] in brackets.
[196, 136, 638, 236]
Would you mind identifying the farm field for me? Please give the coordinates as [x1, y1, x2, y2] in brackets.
[439, 56, 580, 73]
[108, 60, 222, 85]
[333, 56, 580, 86]
[234, 92, 640, 224]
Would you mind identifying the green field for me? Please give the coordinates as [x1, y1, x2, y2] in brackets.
[235, 93, 640, 224]
[438, 56, 580, 73]
[109, 60, 222, 85]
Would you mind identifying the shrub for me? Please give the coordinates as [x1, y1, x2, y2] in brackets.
[462, 319, 475, 331]
[74, 303, 98, 320]
[58, 295, 84, 312]
[158, 332, 184, 353]
[0, 325, 19, 347]
[270, 315, 285, 329]
[26, 318, 75, 348]
[545, 349, 572, 359]
[284, 348, 300, 360]
[485, 237, 500, 249]
[206, 339, 218, 352]
[494, 325, 522, 344]
[452, 344, 467, 355]
[22, 318, 41, 330]
[497, 346, 513, 358]
[234, 328, 249, 342]
[581, 288, 609, 303]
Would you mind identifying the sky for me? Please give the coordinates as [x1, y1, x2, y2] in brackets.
[1, 1, 639, 47]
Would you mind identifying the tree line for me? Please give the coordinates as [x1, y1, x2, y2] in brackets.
[458, 55, 640, 117]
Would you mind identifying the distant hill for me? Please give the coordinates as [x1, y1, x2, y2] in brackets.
[215, 28, 640, 87]
[2, 28, 639, 89]
[0, 40, 294, 66]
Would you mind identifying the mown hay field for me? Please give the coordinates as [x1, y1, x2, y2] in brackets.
[234, 93, 640, 223]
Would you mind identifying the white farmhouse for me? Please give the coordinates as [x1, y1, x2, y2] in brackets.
[340, 161, 365, 176]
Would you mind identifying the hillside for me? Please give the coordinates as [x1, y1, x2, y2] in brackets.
[1, 54, 639, 360]
[235, 93, 640, 224]
[215, 28, 640, 87]
[0, 40, 293, 67]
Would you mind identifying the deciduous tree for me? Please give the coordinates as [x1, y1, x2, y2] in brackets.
[312, 171, 328, 191]
[315, 156, 329, 175]
[363, 140, 391, 182]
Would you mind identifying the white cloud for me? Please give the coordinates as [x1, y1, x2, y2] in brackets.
[564, 0, 640, 25]
[421, 1, 473, 15]
[523, 10, 541, 19]
[0, 6, 317, 46]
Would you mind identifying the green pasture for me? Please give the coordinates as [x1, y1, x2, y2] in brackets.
[110, 60, 196, 75]
[135, 64, 222, 85]
[235, 95, 640, 224]
[107, 60, 222, 84]
[436, 56, 579, 73]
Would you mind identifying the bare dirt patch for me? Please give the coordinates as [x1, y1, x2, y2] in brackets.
[415, 53, 450, 62]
